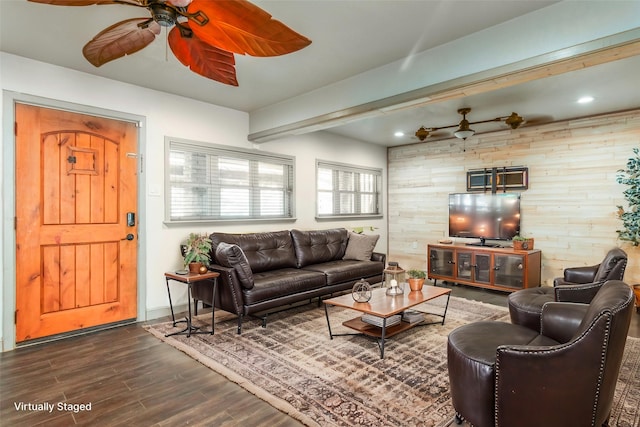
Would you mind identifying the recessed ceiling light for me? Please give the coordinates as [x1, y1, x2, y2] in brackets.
[394, 131, 405, 137]
[577, 96, 594, 104]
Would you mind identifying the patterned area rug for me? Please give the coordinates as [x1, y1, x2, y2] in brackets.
[146, 295, 640, 427]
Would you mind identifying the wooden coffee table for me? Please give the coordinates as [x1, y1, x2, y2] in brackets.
[323, 286, 451, 358]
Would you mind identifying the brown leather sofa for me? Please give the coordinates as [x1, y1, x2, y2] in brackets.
[194, 228, 385, 333]
[448, 280, 634, 427]
[507, 247, 627, 331]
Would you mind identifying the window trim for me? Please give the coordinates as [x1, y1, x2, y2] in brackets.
[315, 159, 383, 220]
[164, 137, 296, 225]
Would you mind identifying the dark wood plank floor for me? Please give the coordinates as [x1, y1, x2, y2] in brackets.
[0, 321, 304, 427]
[1, 284, 638, 426]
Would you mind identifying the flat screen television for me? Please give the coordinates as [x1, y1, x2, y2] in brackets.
[448, 193, 521, 243]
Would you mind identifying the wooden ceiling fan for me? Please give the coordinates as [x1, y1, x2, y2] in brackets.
[27, 0, 312, 86]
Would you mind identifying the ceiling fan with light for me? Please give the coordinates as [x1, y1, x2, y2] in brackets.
[27, 0, 312, 86]
[415, 108, 524, 141]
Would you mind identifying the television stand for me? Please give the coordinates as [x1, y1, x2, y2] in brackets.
[428, 243, 541, 292]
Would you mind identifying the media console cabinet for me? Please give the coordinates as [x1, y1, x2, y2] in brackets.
[427, 243, 541, 292]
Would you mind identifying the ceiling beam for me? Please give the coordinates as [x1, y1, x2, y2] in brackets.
[249, 29, 640, 143]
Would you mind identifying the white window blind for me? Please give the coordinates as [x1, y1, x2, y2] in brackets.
[166, 139, 294, 222]
[317, 160, 382, 218]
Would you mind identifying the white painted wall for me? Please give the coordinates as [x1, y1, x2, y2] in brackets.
[0, 53, 387, 351]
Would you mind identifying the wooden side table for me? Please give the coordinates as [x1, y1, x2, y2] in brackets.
[165, 271, 219, 337]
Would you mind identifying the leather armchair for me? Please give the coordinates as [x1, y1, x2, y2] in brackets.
[508, 247, 627, 331]
[448, 280, 634, 427]
[553, 247, 627, 287]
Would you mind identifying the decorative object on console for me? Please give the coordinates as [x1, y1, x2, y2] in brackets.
[616, 147, 640, 246]
[27, 0, 312, 86]
[512, 235, 534, 250]
[183, 232, 212, 273]
[407, 269, 426, 291]
[414, 108, 524, 141]
[352, 279, 372, 303]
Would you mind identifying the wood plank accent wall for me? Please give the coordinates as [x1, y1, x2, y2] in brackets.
[388, 109, 640, 287]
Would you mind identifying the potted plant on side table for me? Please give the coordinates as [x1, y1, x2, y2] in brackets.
[183, 232, 212, 274]
[407, 269, 426, 292]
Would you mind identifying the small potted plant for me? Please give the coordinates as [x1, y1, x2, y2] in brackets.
[512, 235, 534, 250]
[183, 232, 212, 273]
[407, 269, 427, 292]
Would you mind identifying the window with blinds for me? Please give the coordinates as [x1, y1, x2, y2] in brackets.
[316, 160, 382, 218]
[166, 138, 295, 222]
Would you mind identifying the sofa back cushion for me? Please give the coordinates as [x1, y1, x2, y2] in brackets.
[291, 228, 348, 268]
[210, 231, 296, 273]
[215, 242, 254, 289]
[343, 231, 380, 261]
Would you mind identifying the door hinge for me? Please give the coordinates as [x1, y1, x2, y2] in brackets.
[15, 310, 18, 325]
[14, 121, 18, 136]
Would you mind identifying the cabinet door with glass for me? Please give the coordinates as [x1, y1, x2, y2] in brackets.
[494, 254, 526, 289]
[456, 251, 491, 285]
[428, 247, 455, 278]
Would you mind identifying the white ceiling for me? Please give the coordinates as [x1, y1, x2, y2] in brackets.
[2, 0, 639, 146]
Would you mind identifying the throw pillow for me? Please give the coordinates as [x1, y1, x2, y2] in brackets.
[215, 242, 255, 289]
[343, 232, 379, 261]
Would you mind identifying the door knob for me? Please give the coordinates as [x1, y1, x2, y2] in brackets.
[123, 234, 134, 241]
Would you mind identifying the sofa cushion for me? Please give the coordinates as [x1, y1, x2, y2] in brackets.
[302, 259, 383, 286]
[291, 228, 348, 268]
[243, 268, 326, 306]
[210, 231, 296, 273]
[215, 242, 254, 290]
[343, 232, 380, 261]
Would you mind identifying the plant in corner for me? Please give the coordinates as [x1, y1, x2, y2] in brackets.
[616, 147, 640, 246]
[407, 269, 426, 292]
[183, 232, 212, 273]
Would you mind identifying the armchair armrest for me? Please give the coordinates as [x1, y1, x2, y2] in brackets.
[540, 302, 589, 343]
[558, 264, 599, 284]
[554, 280, 605, 304]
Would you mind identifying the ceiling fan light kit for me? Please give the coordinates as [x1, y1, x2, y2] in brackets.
[414, 108, 524, 141]
[27, 0, 312, 86]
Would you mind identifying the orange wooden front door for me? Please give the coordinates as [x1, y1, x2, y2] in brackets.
[15, 103, 138, 342]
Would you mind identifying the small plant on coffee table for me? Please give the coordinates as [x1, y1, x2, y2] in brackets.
[407, 269, 426, 292]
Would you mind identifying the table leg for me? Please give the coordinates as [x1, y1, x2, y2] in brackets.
[186, 282, 193, 337]
[380, 318, 387, 359]
[441, 293, 451, 325]
[210, 277, 217, 335]
[166, 278, 176, 326]
[324, 304, 334, 339]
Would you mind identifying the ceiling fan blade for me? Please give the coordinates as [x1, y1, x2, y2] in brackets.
[83, 18, 160, 67]
[27, 0, 144, 6]
[168, 25, 238, 86]
[186, 0, 311, 57]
